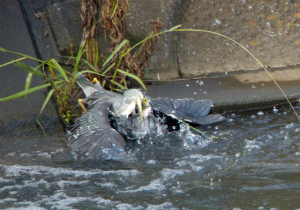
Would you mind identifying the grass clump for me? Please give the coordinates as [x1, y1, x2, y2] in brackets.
[0, 0, 164, 131]
[80, 0, 163, 90]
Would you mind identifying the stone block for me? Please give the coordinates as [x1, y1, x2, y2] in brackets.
[44, 0, 192, 80]
[45, 0, 83, 56]
[178, 0, 300, 79]
[126, 0, 190, 80]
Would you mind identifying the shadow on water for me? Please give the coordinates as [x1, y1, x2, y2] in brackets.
[1, 103, 300, 209]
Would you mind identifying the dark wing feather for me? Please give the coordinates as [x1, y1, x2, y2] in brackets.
[69, 100, 125, 157]
[150, 98, 224, 125]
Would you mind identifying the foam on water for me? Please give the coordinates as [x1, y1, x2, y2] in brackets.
[2, 104, 300, 209]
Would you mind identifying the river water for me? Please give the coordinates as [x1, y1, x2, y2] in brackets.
[1, 102, 300, 210]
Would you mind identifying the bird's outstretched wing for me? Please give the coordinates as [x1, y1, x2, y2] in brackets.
[76, 74, 103, 97]
[68, 100, 125, 157]
[150, 98, 225, 124]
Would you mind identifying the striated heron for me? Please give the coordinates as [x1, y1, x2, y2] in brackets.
[68, 75, 224, 157]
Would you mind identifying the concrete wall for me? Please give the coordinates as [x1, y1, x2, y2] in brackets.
[0, 0, 64, 137]
[44, 0, 300, 84]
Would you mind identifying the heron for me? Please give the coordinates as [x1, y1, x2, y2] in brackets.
[68, 75, 224, 157]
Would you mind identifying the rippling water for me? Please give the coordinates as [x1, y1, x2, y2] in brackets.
[1, 104, 300, 209]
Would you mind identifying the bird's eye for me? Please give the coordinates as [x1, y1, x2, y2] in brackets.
[143, 98, 148, 104]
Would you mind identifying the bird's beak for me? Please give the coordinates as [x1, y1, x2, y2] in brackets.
[136, 98, 143, 116]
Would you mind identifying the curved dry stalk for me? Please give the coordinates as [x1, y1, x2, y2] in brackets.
[125, 26, 300, 122]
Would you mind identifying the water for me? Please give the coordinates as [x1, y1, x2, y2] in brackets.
[1, 104, 300, 209]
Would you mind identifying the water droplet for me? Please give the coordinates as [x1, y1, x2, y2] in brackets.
[285, 123, 294, 129]
[147, 160, 156, 164]
[257, 111, 264, 116]
[215, 19, 221, 25]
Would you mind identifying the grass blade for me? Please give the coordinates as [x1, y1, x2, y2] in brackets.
[74, 70, 106, 80]
[94, 41, 99, 66]
[122, 25, 299, 121]
[1, 48, 43, 63]
[14, 61, 44, 77]
[0, 57, 27, 68]
[126, 25, 182, 56]
[49, 59, 69, 82]
[0, 81, 63, 101]
[110, 80, 127, 89]
[102, 39, 129, 67]
[24, 72, 33, 100]
[168, 24, 182, 31]
[82, 59, 101, 72]
[74, 42, 86, 72]
[102, 63, 116, 75]
[0, 46, 7, 52]
[173, 28, 300, 122]
[36, 88, 55, 133]
[101, 80, 106, 87]
[117, 69, 147, 90]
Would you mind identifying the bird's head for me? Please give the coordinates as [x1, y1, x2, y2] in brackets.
[122, 89, 147, 117]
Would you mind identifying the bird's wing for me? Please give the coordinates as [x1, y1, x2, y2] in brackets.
[150, 98, 225, 125]
[68, 100, 125, 157]
[76, 74, 118, 98]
